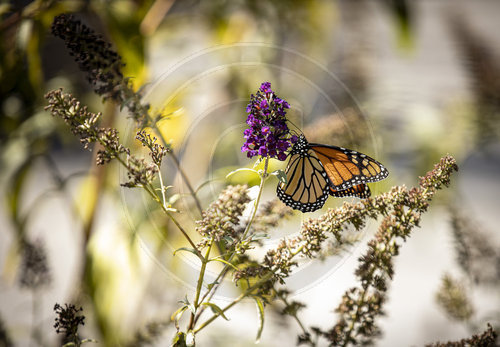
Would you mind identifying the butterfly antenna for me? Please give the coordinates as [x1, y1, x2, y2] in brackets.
[287, 119, 304, 137]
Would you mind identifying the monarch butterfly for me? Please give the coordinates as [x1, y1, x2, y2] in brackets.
[277, 134, 388, 212]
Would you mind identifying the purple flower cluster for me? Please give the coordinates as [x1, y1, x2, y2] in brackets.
[241, 82, 297, 161]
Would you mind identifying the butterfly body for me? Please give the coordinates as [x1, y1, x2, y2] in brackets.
[329, 183, 371, 199]
[277, 135, 388, 212]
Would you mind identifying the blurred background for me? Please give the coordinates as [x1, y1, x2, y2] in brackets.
[1, 0, 499, 346]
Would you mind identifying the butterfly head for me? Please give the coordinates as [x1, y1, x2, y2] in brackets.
[289, 134, 309, 155]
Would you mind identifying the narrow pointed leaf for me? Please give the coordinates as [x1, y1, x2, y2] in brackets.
[173, 247, 199, 257]
[226, 167, 258, 179]
[205, 281, 219, 290]
[201, 302, 229, 321]
[252, 296, 265, 343]
[171, 305, 188, 322]
[208, 258, 239, 271]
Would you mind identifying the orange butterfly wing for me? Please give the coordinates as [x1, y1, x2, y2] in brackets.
[310, 144, 389, 190]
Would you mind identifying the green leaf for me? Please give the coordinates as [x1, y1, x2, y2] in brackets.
[201, 302, 229, 321]
[194, 179, 213, 194]
[226, 167, 258, 179]
[168, 193, 181, 205]
[156, 185, 173, 192]
[179, 296, 196, 315]
[170, 305, 188, 322]
[222, 235, 234, 244]
[208, 258, 239, 271]
[173, 247, 199, 257]
[250, 233, 269, 241]
[253, 157, 263, 169]
[252, 296, 265, 343]
[187, 303, 196, 315]
[81, 338, 98, 344]
[179, 295, 190, 305]
[6, 156, 32, 228]
[271, 169, 287, 184]
[205, 281, 219, 291]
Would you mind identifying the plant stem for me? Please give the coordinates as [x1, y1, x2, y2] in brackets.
[156, 163, 168, 209]
[193, 272, 274, 334]
[195, 242, 213, 306]
[193, 157, 270, 325]
[142, 183, 203, 260]
[168, 150, 203, 214]
[341, 286, 367, 347]
[188, 241, 213, 330]
[279, 293, 309, 338]
[147, 116, 203, 215]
